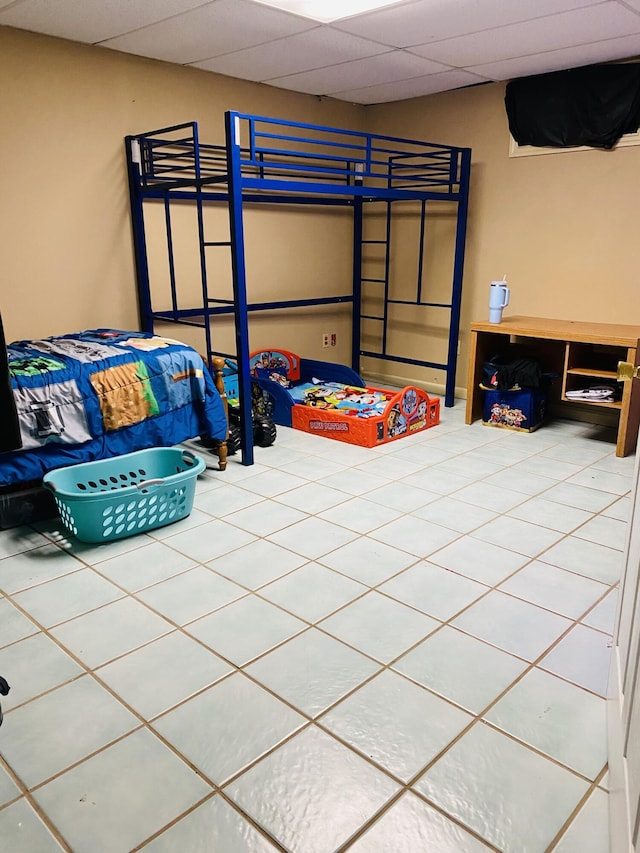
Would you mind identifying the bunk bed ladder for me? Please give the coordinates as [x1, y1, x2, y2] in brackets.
[354, 201, 392, 373]
[192, 121, 216, 378]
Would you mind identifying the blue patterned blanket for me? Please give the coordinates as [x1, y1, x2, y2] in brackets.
[0, 329, 227, 487]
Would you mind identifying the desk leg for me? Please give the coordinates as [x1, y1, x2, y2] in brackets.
[617, 346, 640, 457]
[465, 331, 480, 424]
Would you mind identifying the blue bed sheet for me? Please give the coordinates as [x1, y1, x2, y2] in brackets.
[0, 329, 227, 487]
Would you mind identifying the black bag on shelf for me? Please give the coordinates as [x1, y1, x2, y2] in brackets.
[483, 354, 543, 391]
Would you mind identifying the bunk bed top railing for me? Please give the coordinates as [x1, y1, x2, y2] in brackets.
[128, 112, 470, 197]
[234, 111, 465, 190]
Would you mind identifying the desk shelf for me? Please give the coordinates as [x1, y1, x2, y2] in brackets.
[566, 368, 618, 378]
[562, 341, 624, 411]
[561, 397, 622, 410]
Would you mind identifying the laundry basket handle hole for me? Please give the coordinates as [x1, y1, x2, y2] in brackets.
[136, 478, 165, 491]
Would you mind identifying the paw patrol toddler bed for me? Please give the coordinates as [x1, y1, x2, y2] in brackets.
[247, 349, 439, 447]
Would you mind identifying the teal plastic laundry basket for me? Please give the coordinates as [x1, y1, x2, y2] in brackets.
[43, 448, 205, 543]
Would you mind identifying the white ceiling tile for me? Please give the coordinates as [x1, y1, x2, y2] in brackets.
[266, 50, 450, 94]
[621, 0, 640, 9]
[193, 26, 389, 80]
[408, 3, 640, 67]
[332, 0, 606, 48]
[0, 0, 214, 42]
[470, 33, 640, 82]
[98, 0, 314, 64]
[333, 69, 490, 104]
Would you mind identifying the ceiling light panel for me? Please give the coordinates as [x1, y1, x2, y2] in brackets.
[249, 0, 408, 24]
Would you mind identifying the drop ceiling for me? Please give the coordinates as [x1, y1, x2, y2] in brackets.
[2, 0, 640, 104]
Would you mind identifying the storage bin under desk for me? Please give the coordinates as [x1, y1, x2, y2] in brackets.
[483, 387, 548, 432]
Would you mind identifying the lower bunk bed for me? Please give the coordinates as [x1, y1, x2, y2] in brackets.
[244, 349, 440, 448]
[0, 325, 229, 527]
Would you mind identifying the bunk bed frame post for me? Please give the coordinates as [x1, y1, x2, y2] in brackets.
[444, 146, 472, 407]
[125, 136, 154, 333]
[351, 196, 364, 374]
[225, 111, 254, 466]
[381, 200, 393, 356]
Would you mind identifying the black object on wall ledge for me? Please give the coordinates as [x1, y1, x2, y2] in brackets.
[505, 64, 640, 150]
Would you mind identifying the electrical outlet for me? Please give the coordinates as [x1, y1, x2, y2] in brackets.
[322, 333, 329, 348]
[330, 332, 337, 347]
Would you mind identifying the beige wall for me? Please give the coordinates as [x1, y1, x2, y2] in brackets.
[3, 25, 640, 395]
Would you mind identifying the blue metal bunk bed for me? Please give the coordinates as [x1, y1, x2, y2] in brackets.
[125, 111, 471, 465]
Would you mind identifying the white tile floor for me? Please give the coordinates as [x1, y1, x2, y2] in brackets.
[0, 404, 631, 852]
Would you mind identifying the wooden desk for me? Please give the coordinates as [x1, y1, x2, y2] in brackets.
[465, 316, 640, 457]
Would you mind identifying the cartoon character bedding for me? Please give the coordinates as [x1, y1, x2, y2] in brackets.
[0, 329, 228, 488]
[247, 349, 439, 447]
